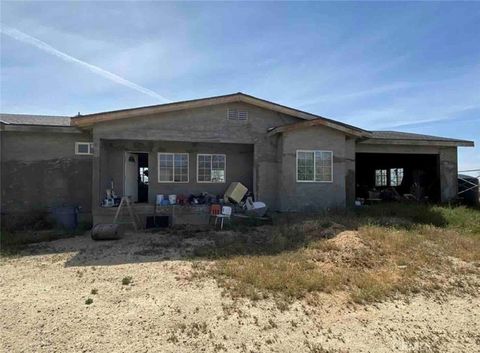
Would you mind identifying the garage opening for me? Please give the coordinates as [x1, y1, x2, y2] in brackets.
[355, 153, 440, 202]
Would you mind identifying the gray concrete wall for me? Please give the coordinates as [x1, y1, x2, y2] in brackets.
[439, 147, 458, 202]
[92, 102, 300, 213]
[278, 126, 348, 211]
[1, 129, 93, 226]
[345, 137, 356, 207]
[100, 140, 253, 202]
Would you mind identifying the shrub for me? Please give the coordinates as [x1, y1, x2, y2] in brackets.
[122, 276, 133, 285]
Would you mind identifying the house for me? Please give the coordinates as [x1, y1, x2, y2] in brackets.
[0, 93, 474, 227]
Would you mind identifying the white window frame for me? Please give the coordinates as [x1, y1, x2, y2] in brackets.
[375, 169, 388, 187]
[196, 154, 227, 183]
[157, 153, 189, 183]
[75, 142, 93, 155]
[296, 150, 333, 183]
[390, 168, 404, 187]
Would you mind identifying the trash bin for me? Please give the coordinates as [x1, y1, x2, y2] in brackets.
[52, 206, 78, 230]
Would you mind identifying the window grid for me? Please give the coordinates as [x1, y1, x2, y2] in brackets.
[296, 150, 333, 183]
[197, 154, 226, 183]
[158, 153, 189, 183]
[390, 168, 404, 187]
[375, 169, 388, 187]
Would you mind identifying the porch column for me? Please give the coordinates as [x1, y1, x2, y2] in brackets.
[439, 147, 458, 202]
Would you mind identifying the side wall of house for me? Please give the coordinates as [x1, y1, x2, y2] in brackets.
[0, 128, 93, 228]
[278, 126, 349, 211]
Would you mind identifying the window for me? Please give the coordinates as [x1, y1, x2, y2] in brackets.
[75, 142, 93, 155]
[390, 168, 404, 186]
[227, 108, 248, 121]
[157, 153, 188, 183]
[296, 150, 333, 182]
[375, 169, 388, 187]
[197, 154, 226, 183]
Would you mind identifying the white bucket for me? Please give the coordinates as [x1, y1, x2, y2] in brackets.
[168, 194, 177, 205]
[156, 194, 164, 205]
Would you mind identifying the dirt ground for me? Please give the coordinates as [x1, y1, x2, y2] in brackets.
[1, 230, 479, 353]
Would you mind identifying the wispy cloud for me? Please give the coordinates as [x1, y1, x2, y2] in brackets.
[0, 25, 170, 103]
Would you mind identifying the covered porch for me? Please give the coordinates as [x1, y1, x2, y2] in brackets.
[93, 139, 254, 226]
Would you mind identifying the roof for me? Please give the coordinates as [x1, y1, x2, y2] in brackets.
[0, 113, 71, 127]
[1, 94, 474, 147]
[362, 130, 474, 147]
[70, 92, 367, 136]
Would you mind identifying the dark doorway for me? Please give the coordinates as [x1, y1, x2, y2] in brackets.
[137, 153, 149, 203]
[355, 153, 440, 202]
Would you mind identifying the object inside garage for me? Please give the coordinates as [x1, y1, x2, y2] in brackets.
[355, 153, 441, 202]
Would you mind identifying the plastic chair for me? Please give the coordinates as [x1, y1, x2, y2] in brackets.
[209, 204, 221, 224]
[215, 206, 232, 230]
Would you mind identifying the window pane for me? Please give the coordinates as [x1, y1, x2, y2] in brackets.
[198, 155, 212, 182]
[375, 169, 387, 187]
[174, 154, 188, 182]
[390, 168, 404, 186]
[315, 151, 332, 182]
[159, 154, 174, 182]
[297, 151, 314, 181]
[77, 143, 89, 154]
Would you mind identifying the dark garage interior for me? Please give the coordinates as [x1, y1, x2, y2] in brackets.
[355, 153, 441, 202]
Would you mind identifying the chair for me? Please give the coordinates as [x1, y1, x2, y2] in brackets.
[209, 204, 221, 224]
[215, 206, 232, 230]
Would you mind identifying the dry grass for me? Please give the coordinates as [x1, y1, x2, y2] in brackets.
[203, 204, 480, 304]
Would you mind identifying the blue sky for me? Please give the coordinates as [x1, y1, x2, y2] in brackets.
[1, 2, 479, 170]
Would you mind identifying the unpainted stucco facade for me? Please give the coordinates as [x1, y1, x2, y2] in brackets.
[0, 125, 92, 226]
[0, 93, 473, 228]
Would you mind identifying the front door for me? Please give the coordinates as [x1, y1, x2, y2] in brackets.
[124, 152, 138, 202]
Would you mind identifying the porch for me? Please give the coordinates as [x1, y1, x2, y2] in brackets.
[93, 139, 254, 225]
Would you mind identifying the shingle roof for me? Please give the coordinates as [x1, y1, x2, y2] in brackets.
[370, 130, 471, 143]
[0, 113, 71, 126]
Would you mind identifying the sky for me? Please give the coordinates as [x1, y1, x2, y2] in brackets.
[1, 1, 479, 171]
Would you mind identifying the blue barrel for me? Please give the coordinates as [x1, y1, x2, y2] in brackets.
[52, 206, 78, 230]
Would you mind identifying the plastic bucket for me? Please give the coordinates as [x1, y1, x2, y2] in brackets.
[168, 195, 177, 205]
[52, 206, 78, 230]
[156, 194, 164, 205]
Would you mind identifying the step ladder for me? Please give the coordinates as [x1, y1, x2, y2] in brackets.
[113, 196, 142, 231]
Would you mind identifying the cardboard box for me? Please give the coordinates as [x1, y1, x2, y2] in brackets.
[224, 182, 248, 203]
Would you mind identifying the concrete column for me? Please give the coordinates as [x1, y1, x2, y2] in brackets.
[345, 137, 356, 207]
[439, 147, 458, 202]
[92, 136, 102, 214]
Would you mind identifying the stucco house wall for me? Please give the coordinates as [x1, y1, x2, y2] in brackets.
[0, 128, 92, 225]
[278, 126, 348, 211]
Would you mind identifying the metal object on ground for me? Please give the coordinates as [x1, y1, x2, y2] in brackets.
[91, 223, 123, 240]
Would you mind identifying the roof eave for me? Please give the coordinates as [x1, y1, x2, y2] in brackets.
[359, 138, 474, 147]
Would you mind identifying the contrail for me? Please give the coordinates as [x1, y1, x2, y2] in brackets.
[0, 25, 171, 103]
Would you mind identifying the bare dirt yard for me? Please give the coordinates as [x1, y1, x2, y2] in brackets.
[1, 205, 480, 353]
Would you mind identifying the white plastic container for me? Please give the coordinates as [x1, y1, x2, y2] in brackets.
[156, 194, 164, 205]
[168, 194, 177, 205]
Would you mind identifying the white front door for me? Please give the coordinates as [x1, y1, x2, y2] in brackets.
[124, 152, 138, 202]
